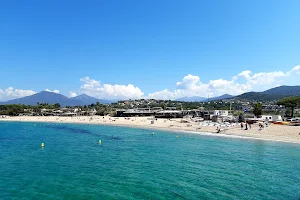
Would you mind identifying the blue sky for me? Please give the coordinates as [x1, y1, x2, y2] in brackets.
[0, 0, 299, 100]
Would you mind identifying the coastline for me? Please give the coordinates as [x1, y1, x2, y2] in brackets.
[1, 116, 300, 145]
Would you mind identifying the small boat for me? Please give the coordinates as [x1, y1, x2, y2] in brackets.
[273, 121, 290, 125]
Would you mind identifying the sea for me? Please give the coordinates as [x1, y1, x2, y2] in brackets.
[0, 121, 300, 200]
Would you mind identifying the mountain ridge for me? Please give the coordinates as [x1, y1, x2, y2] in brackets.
[1, 85, 300, 105]
[0, 91, 112, 106]
[233, 85, 300, 101]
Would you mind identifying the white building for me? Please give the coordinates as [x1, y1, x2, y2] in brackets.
[214, 110, 229, 117]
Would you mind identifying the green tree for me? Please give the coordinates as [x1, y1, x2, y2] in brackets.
[253, 102, 262, 117]
[54, 103, 61, 109]
[277, 96, 300, 118]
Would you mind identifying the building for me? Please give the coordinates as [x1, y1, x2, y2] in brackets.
[214, 110, 229, 117]
[155, 110, 183, 118]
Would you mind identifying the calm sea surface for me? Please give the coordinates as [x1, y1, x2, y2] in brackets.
[0, 121, 300, 200]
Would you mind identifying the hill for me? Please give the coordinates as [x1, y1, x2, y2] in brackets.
[209, 94, 233, 101]
[234, 86, 300, 102]
[263, 85, 300, 96]
[0, 91, 112, 106]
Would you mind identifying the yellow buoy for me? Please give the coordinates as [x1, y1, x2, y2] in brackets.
[176, 136, 179, 138]
[34, 124, 36, 126]
[98, 140, 102, 144]
[41, 143, 44, 148]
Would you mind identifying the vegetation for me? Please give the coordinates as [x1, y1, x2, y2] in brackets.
[0, 103, 61, 116]
[253, 102, 262, 117]
[277, 96, 300, 118]
[1, 95, 299, 117]
[235, 86, 300, 102]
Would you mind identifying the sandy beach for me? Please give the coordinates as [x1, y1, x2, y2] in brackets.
[1, 116, 300, 144]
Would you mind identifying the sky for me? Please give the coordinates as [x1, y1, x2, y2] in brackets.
[0, 0, 300, 101]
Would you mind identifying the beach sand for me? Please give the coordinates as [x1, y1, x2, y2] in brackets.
[1, 116, 300, 144]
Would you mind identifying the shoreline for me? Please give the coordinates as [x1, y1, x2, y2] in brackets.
[1, 116, 300, 145]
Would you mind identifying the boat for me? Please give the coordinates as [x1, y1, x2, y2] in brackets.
[272, 121, 290, 125]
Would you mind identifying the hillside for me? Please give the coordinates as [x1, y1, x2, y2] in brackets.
[263, 85, 300, 96]
[234, 86, 300, 102]
[209, 94, 233, 101]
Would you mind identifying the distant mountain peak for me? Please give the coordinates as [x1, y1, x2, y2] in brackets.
[75, 94, 89, 97]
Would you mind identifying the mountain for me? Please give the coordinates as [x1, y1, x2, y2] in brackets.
[175, 85, 300, 103]
[176, 94, 234, 102]
[70, 94, 113, 105]
[234, 86, 300, 102]
[0, 91, 79, 106]
[0, 91, 113, 106]
[209, 94, 234, 101]
[263, 85, 300, 96]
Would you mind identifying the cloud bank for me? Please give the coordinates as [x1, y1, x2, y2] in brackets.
[148, 65, 300, 100]
[0, 65, 299, 101]
[78, 77, 144, 99]
[0, 87, 36, 101]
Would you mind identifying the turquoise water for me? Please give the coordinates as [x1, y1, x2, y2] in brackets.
[0, 122, 300, 200]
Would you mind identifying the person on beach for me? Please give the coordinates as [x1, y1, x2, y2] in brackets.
[245, 123, 248, 130]
[241, 122, 244, 129]
[249, 123, 251, 129]
[259, 123, 264, 130]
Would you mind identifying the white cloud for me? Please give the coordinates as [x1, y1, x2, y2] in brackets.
[45, 89, 59, 93]
[0, 87, 36, 101]
[2, 65, 298, 102]
[148, 75, 211, 100]
[235, 70, 286, 85]
[176, 74, 201, 89]
[148, 89, 176, 100]
[248, 71, 286, 85]
[236, 70, 251, 79]
[286, 65, 300, 75]
[69, 91, 77, 98]
[147, 65, 299, 100]
[79, 77, 144, 99]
